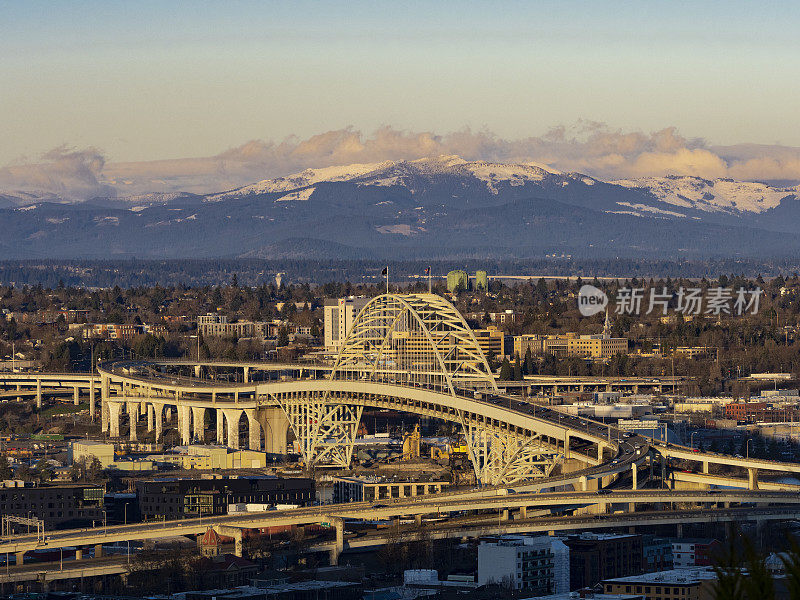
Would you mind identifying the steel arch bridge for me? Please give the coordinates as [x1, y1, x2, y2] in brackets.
[95, 294, 611, 485]
[260, 293, 571, 484]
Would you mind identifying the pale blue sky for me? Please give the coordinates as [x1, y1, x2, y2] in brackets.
[2, 0, 800, 164]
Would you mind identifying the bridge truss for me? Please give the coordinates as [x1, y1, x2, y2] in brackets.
[273, 293, 561, 485]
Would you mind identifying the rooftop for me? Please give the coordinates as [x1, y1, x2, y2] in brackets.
[603, 568, 717, 585]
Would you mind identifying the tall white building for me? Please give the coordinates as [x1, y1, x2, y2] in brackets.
[324, 297, 370, 350]
[478, 535, 570, 594]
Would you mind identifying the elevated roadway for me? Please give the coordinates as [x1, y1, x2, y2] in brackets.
[0, 488, 797, 556]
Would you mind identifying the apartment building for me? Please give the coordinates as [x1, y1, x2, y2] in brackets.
[324, 297, 370, 350]
[478, 535, 570, 594]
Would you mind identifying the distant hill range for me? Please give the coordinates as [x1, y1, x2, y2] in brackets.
[2, 155, 800, 259]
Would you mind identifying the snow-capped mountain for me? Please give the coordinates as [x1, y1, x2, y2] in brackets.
[1, 155, 799, 259]
[613, 175, 798, 215]
[207, 156, 586, 202]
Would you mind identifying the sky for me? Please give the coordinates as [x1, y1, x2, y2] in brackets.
[2, 1, 800, 198]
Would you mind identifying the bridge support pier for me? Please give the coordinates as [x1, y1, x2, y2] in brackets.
[154, 404, 163, 442]
[101, 375, 110, 433]
[127, 402, 138, 442]
[73, 386, 80, 405]
[500, 509, 509, 521]
[224, 409, 243, 449]
[75, 548, 83, 560]
[518, 506, 527, 520]
[147, 404, 154, 433]
[632, 463, 638, 490]
[178, 406, 191, 445]
[89, 383, 95, 420]
[15, 551, 24, 565]
[108, 402, 122, 438]
[245, 409, 260, 450]
[243, 366, 250, 383]
[262, 407, 290, 454]
[676, 523, 683, 538]
[216, 409, 224, 444]
[94, 544, 103, 558]
[213, 525, 244, 557]
[748, 468, 759, 490]
[329, 517, 344, 565]
[192, 406, 206, 443]
[36, 379, 42, 409]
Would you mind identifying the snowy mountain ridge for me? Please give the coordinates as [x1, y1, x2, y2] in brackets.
[201, 155, 798, 216]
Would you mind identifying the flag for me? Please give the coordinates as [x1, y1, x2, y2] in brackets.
[424, 266, 430, 275]
[381, 267, 388, 276]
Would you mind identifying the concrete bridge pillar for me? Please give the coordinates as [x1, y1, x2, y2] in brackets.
[213, 525, 244, 557]
[89, 382, 95, 420]
[676, 523, 684, 538]
[632, 463, 638, 490]
[75, 548, 83, 560]
[16, 383, 21, 402]
[192, 406, 206, 443]
[178, 406, 192, 445]
[36, 379, 42, 409]
[194, 365, 201, 378]
[127, 401, 138, 442]
[224, 409, 243, 449]
[15, 551, 24, 565]
[262, 406, 290, 454]
[597, 442, 605, 461]
[564, 434, 570, 459]
[329, 517, 345, 565]
[519, 506, 527, 520]
[216, 408, 224, 444]
[94, 544, 103, 558]
[702, 461, 709, 474]
[165, 406, 172, 422]
[245, 409, 260, 450]
[108, 402, 122, 438]
[748, 467, 759, 490]
[154, 404, 163, 442]
[147, 404, 154, 432]
[578, 475, 588, 492]
[101, 375, 110, 433]
[243, 366, 250, 382]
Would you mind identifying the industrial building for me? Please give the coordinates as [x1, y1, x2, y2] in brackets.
[564, 532, 643, 590]
[136, 476, 314, 520]
[602, 568, 718, 600]
[331, 475, 448, 503]
[0, 480, 104, 529]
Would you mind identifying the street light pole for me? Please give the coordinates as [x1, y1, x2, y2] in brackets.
[746, 438, 752, 459]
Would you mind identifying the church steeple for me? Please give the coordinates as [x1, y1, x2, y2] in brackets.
[602, 307, 612, 339]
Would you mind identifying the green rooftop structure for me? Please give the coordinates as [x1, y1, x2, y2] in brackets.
[447, 270, 468, 292]
[475, 270, 488, 291]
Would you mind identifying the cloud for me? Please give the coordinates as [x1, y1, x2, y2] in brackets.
[5, 125, 800, 200]
[0, 145, 116, 201]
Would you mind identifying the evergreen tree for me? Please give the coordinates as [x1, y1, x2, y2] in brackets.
[0, 453, 11, 480]
[523, 349, 534, 376]
[499, 358, 513, 381]
[277, 327, 289, 347]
